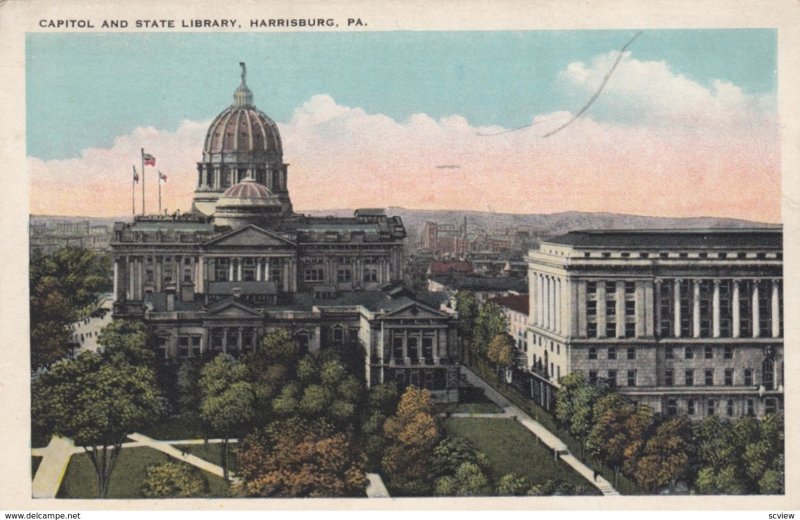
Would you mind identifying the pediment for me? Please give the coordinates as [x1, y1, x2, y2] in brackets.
[203, 225, 296, 249]
[205, 300, 263, 319]
[381, 302, 447, 320]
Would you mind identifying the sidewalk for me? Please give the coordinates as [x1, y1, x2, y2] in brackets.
[32, 436, 75, 498]
[460, 366, 619, 496]
[128, 432, 235, 481]
[365, 473, 390, 498]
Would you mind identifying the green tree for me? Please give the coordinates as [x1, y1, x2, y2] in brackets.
[555, 372, 605, 457]
[31, 353, 163, 497]
[236, 417, 367, 497]
[497, 473, 532, 496]
[199, 354, 256, 481]
[454, 290, 478, 361]
[430, 436, 488, 479]
[692, 416, 749, 494]
[743, 413, 784, 494]
[472, 302, 507, 362]
[382, 386, 439, 495]
[141, 461, 209, 498]
[486, 333, 513, 380]
[632, 416, 692, 493]
[360, 384, 400, 471]
[433, 462, 492, 497]
[97, 319, 155, 368]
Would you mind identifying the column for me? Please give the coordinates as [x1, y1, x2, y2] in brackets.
[128, 256, 134, 300]
[673, 279, 682, 338]
[222, 328, 228, 354]
[256, 258, 262, 281]
[283, 262, 290, 292]
[692, 279, 701, 338]
[214, 167, 221, 190]
[597, 281, 607, 338]
[235, 258, 241, 282]
[732, 280, 740, 338]
[712, 279, 721, 338]
[555, 278, 561, 334]
[136, 257, 143, 300]
[771, 280, 780, 338]
[237, 326, 243, 352]
[265, 259, 270, 281]
[752, 281, 760, 338]
[547, 276, 553, 331]
[654, 279, 662, 337]
[536, 275, 543, 326]
[616, 281, 625, 338]
[228, 258, 234, 282]
[113, 258, 119, 301]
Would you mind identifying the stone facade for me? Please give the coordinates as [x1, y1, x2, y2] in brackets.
[522, 229, 783, 419]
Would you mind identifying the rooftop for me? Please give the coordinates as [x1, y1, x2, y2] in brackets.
[542, 228, 782, 249]
[487, 294, 529, 315]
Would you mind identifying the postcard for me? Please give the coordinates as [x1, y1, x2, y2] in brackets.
[1, 0, 799, 515]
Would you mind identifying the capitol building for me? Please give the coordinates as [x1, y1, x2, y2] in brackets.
[111, 64, 460, 401]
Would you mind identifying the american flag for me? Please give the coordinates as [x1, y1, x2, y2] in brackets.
[143, 153, 156, 167]
[132, 165, 139, 183]
[159, 171, 168, 182]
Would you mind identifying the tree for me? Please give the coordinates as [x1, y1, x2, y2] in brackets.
[433, 462, 492, 496]
[486, 333, 513, 380]
[360, 384, 400, 470]
[743, 412, 784, 494]
[382, 386, 440, 495]
[692, 416, 748, 494]
[555, 372, 605, 457]
[141, 461, 209, 498]
[97, 319, 155, 368]
[587, 394, 653, 487]
[472, 303, 507, 363]
[235, 417, 367, 497]
[497, 473, 532, 496]
[632, 416, 692, 493]
[31, 353, 163, 497]
[430, 436, 488, 479]
[454, 291, 478, 361]
[199, 354, 256, 481]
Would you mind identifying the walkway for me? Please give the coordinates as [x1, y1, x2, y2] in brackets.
[365, 473, 390, 498]
[127, 433, 235, 481]
[460, 366, 619, 496]
[68, 295, 113, 354]
[32, 436, 75, 498]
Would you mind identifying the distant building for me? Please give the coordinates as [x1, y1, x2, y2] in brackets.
[487, 293, 529, 359]
[427, 273, 527, 304]
[523, 228, 783, 419]
[427, 261, 474, 277]
[29, 219, 113, 255]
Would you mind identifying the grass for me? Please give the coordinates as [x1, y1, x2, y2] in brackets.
[174, 442, 240, 474]
[57, 446, 230, 498]
[434, 382, 505, 414]
[32, 456, 42, 478]
[466, 358, 642, 495]
[442, 418, 600, 495]
[139, 414, 205, 441]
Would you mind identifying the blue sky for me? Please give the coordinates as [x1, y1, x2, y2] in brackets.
[27, 29, 776, 161]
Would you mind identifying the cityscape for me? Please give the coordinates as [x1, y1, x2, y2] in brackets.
[26, 29, 783, 503]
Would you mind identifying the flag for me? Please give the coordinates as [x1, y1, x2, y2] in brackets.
[159, 171, 168, 182]
[143, 153, 156, 167]
[132, 165, 139, 183]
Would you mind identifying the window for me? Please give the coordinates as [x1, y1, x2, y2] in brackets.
[392, 337, 404, 361]
[627, 370, 636, 387]
[625, 300, 636, 315]
[164, 269, 172, 282]
[766, 398, 777, 415]
[625, 322, 636, 337]
[183, 268, 192, 283]
[304, 267, 324, 282]
[587, 281, 597, 294]
[625, 282, 635, 295]
[608, 347, 617, 360]
[178, 336, 190, 358]
[705, 369, 714, 386]
[665, 369, 674, 386]
[606, 281, 617, 293]
[191, 336, 201, 357]
[665, 346, 674, 359]
[332, 326, 344, 344]
[707, 399, 716, 416]
[587, 323, 597, 338]
[407, 336, 419, 360]
[685, 369, 694, 386]
[688, 399, 696, 416]
[588, 370, 598, 385]
[704, 346, 713, 359]
[607, 370, 617, 389]
[724, 369, 733, 386]
[588, 347, 597, 360]
[587, 300, 597, 315]
[146, 269, 154, 282]
[724, 347, 733, 360]
[746, 399, 755, 416]
[666, 398, 677, 416]
[744, 368, 753, 386]
[726, 399, 734, 416]
[627, 347, 636, 360]
[685, 346, 694, 359]
[364, 267, 379, 282]
[605, 320, 616, 338]
[422, 336, 435, 361]
[336, 269, 352, 283]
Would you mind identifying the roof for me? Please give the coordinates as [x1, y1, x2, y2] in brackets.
[487, 294, 529, 315]
[543, 228, 782, 249]
[429, 261, 474, 276]
[222, 178, 272, 199]
[430, 274, 528, 292]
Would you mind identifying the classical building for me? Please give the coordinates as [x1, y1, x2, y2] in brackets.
[110, 64, 459, 401]
[522, 229, 783, 419]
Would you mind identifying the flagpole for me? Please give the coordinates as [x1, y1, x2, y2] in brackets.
[132, 166, 136, 216]
[158, 171, 162, 215]
[141, 148, 146, 215]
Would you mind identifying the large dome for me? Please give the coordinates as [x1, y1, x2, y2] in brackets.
[222, 177, 272, 200]
[202, 65, 282, 155]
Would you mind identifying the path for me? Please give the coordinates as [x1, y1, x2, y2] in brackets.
[68, 295, 113, 355]
[460, 366, 619, 496]
[32, 436, 75, 498]
[127, 433, 235, 481]
[365, 473, 390, 498]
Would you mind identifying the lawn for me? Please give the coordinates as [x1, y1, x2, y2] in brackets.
[174, 442, 240, 474]
[434, 384, 505, 415]
[441, 418, 599, 495]
[57, 446, 230, 498]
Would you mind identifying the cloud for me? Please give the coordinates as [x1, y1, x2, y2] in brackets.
[28, 54, 780, 223]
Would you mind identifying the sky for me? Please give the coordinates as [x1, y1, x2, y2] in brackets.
[26, 30, 779, 222]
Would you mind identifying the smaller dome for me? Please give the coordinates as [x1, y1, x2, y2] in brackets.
[222, 178, 272, 200]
